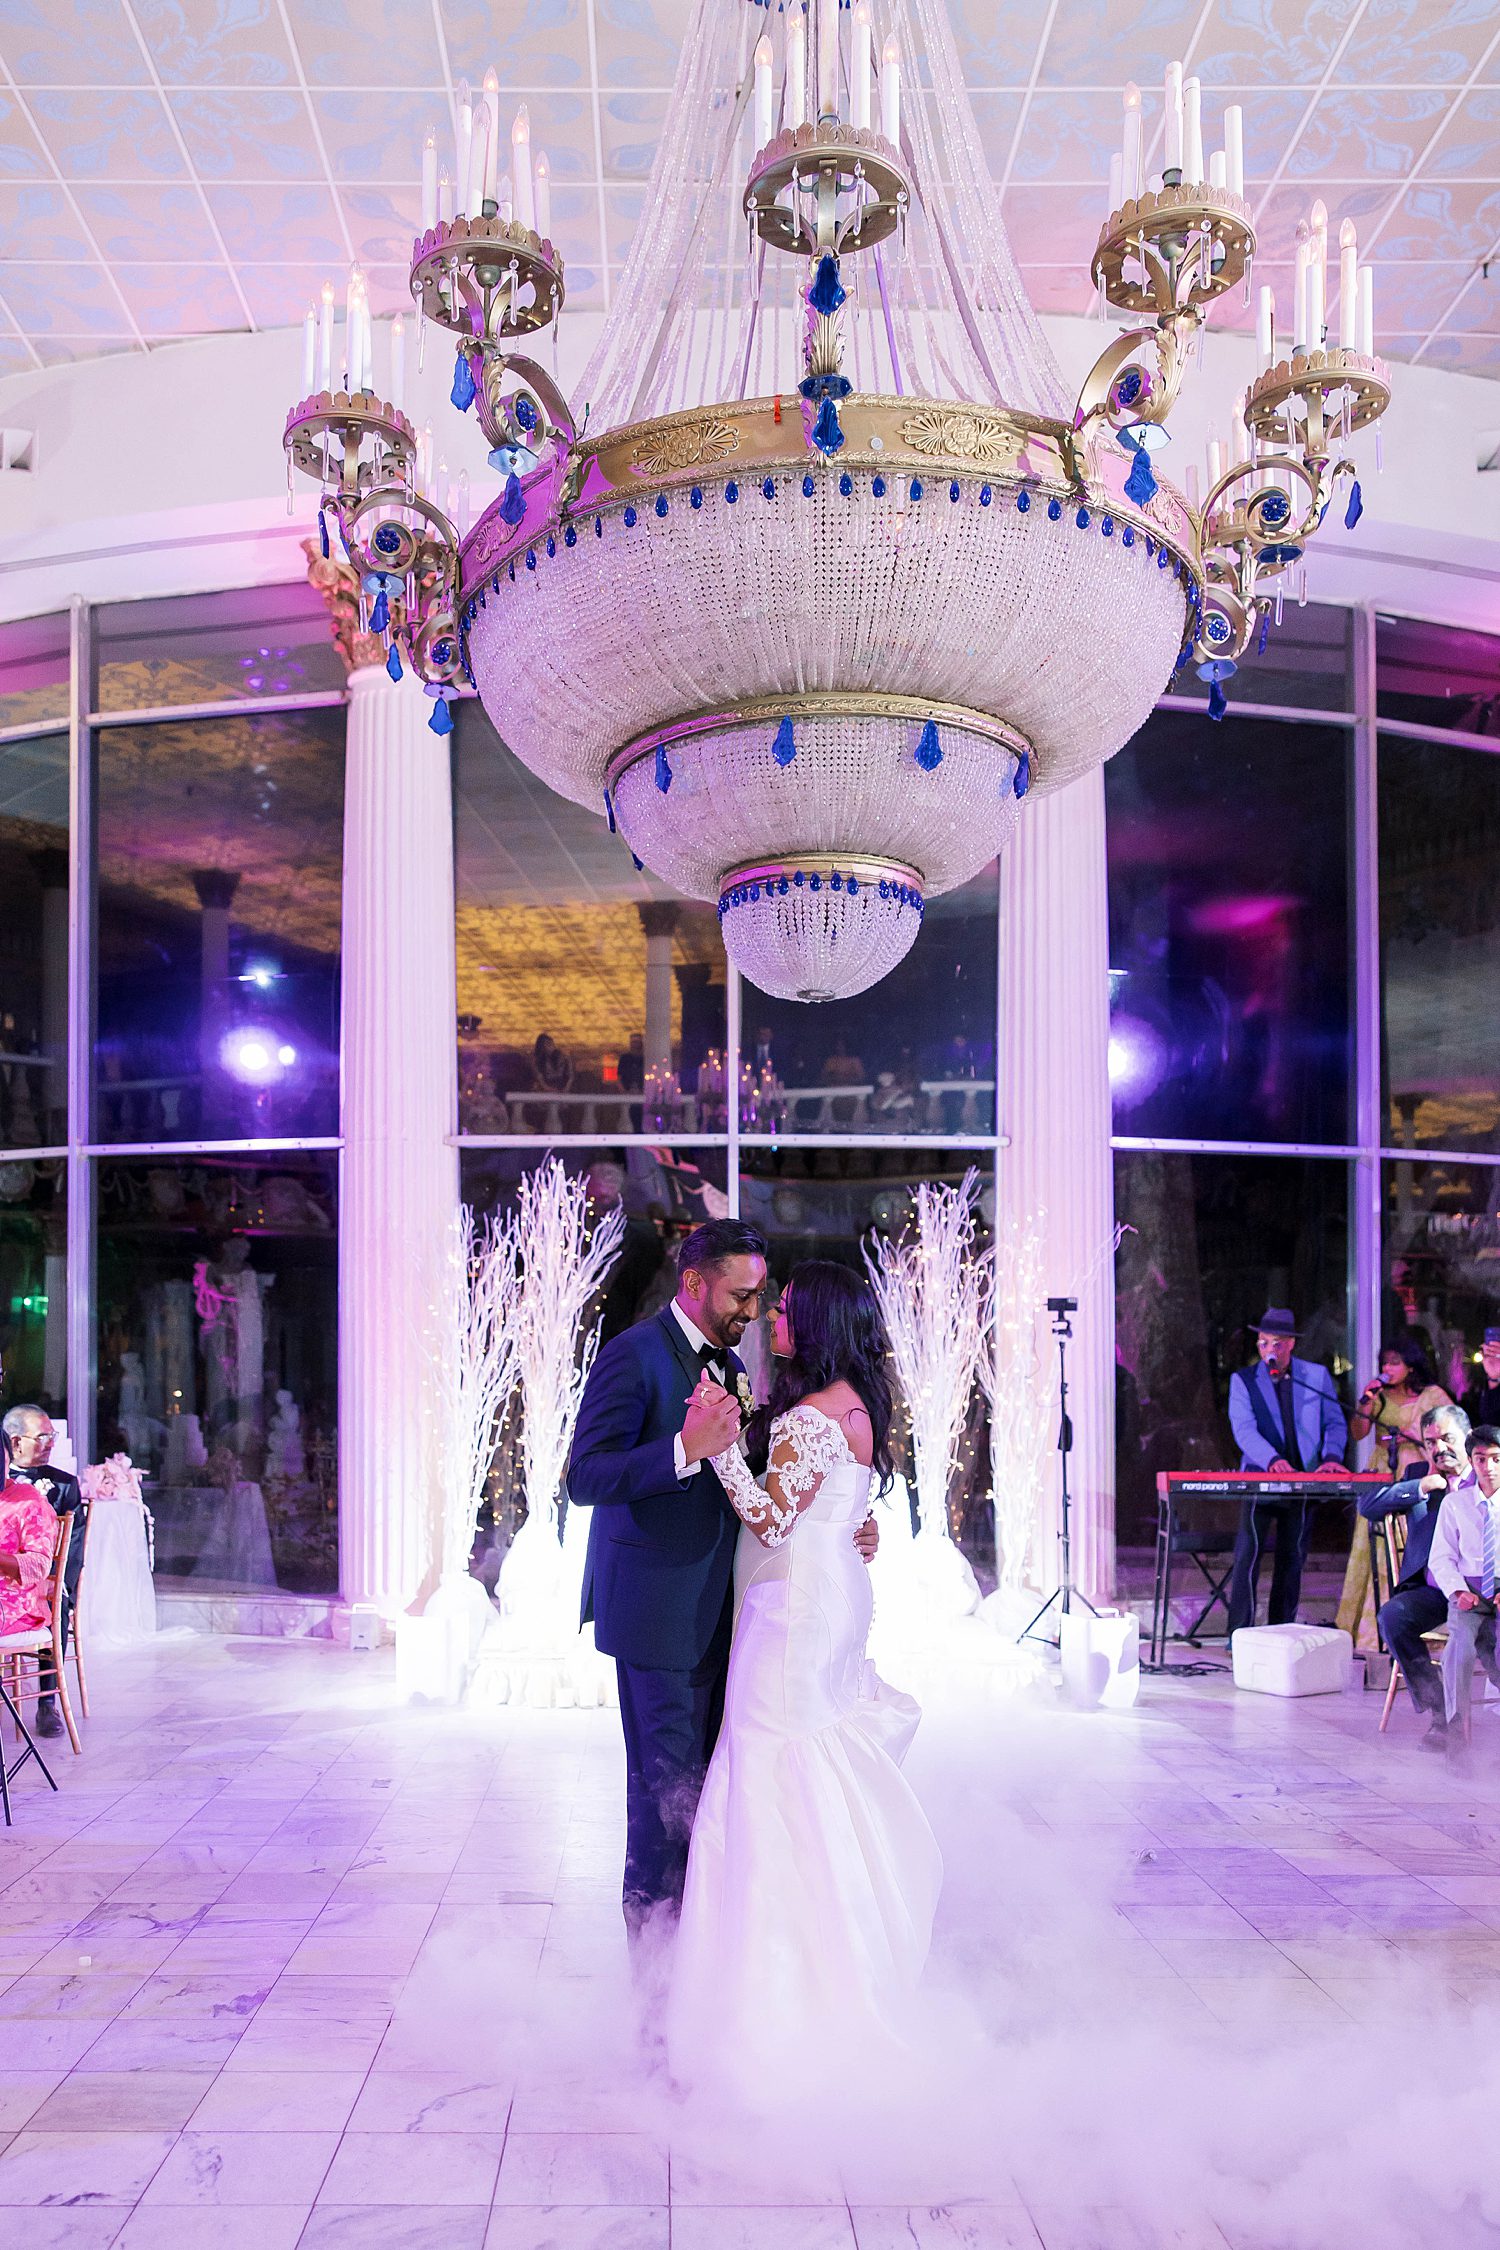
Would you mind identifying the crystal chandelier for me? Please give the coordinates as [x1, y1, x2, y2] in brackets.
[284, 6, 1390, 1003]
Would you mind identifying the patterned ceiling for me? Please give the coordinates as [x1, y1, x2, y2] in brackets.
[2, 0, 1500, 379]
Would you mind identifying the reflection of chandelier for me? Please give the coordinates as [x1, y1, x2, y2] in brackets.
[284, 5, 1390, 1003]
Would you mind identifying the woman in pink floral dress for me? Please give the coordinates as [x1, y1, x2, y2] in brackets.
[0, 1482, 58, 1635]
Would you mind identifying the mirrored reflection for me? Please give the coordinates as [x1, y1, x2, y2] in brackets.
[0, 733, 68, 1146]
[738, 1146, 995, 1578]
[458, 1144, 730, 1584]
[1113, 1151, 1351, 1550]
[0, 614, 69, 733]
[1377, 614, 1500, 736]
[0, 1159, 66, 1418]
[1170, 599, 1352, 714]
[1106, 710, 1351, 1144]
[96, 709, 343, 1143]
[95, 584, 346, 714]
[1382, 1159, 1500, 1411]
[738, 862, 998, 1138]
[455, 702, 727, 1134]
[1381, 733, 1500, 1155]
[96, 1154, 338, 1597]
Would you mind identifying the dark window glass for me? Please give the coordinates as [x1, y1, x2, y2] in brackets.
[455, 701, 726, 1135]
[96, 1153, 338, 1596]
[1380, 734, 1500, 1155]
[1170, 599, 1352, 715]
[0, 1159, 66, 1418]
[1105, 710, 1351, 1144]
[0, 734, 68, 1146]
[0, 613, 69, 732]
[95, 584, 346, 715]
[739, 1146, 994, 1578]
[1113, 1151, 1350, 1551]
[1377, 614, 1500, 737]
[96, 709, 343, 1143]
[1382, 1157, 1500, 1408]
[739, 861, 998, 1139]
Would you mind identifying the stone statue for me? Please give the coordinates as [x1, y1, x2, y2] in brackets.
[266, 1390, 305, 1483]
[118, 1352, 154, 1461]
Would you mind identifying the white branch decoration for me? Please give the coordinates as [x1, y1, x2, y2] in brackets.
[435, 1205, 522, 1588]
[979, 1209, 1051, 1603]
[865, 1167, 988, 1544]
[514, 1158, 627, 1541]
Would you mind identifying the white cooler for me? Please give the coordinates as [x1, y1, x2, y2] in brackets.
[1231, 1622, 1353, 1697]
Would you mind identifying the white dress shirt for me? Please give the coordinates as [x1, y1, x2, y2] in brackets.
[669, 1299, 727, 1482]
[1427, 1474, 1497, 1599]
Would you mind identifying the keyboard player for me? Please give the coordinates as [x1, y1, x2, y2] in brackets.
[1225, 1307, 1350, 1634]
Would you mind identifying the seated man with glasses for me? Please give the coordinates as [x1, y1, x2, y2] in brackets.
[1430, 1423, 1500, 1754]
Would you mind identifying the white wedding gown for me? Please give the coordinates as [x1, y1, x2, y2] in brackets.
[666, 1403, 943, 2102]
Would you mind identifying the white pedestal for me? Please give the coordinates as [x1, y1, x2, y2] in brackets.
[1060, 1606, 1140, 1709]
[1232, 1623, 1353, 1697]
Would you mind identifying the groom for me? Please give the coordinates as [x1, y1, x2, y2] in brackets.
[569, 1217, 768, 1937]
[570, 1217, 882, 1936]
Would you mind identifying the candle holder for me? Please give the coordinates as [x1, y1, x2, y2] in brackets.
[284, 388, 414, 505]
[1242, 345, 1391, 461]
[409, 211, 565, 341]
[745, 121, 911, 257]
[1091, 177, 1253, 320]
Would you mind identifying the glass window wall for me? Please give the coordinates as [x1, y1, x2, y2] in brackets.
[738, 862, 998, 1139]
[1379, 731, 1500, 1156]
[0, 612, 69, 733]
[95, 585, 346, 714]
[95, 709, 343, 1144]
[0, 1159, 67, 1417]
[96, 1153, 338, 1596]
[0, 732, 69, 1146]
[454, 701, 727, 1135]
[1377, 614, 1500, 737]
[1106, 709, 1351, 1146]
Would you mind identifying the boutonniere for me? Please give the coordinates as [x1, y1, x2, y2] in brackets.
[735, 1371, 754, 1419]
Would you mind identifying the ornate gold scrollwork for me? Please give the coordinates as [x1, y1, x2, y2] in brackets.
[899, 408, 1023, 468]
[629, 417, 742, 478]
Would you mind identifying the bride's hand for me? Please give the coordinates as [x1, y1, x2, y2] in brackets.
[852, 1512, 879, 1564]
[682, 1377, 742, 1464]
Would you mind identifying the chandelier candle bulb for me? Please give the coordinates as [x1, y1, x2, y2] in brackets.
[1106, 151, 1123, 224]
[818, 0, 839, 121]
[786, 5, 807, 130]
[457, 466, 471, 536]
[1339, 218, 1359, 348]
[1163, 60, 1183, 176]
[1206, 434, 1224, 491]
[301, 306, 315, 394]
[1224, 104, 1244, 196]
[1358, 263, 1374, 357]
[455, 88, 473, 218]
[535, 150, 552, 240]
[513, 104, 534, 232]
[421, 130, 438, 231]
[1122, 82, 1142, 202]
[390, 312, 405, 409]
[852, 3, 872, 130]
[1183, 76, 1203, 182]
[1209, 149, 1226, 190]
[317, 280, 333, 390]
[471, 104, 492, 219]
[482, 69, 502, 204]
[754, 33, 774, 146]
[438, 163, 453, 224]
[1309, 198, 1328, 345]
[1292, 221, 1309, 353]
[498, 169, 513, 224]
[881, 32, 900, 145]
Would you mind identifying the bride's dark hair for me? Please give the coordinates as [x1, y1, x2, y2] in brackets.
[745, 1258, 894, 1495]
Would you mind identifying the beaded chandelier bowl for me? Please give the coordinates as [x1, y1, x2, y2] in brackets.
[284, 0, 1390, 1001]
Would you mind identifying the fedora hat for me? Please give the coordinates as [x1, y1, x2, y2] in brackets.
[1255, 1307, 1298, 1339]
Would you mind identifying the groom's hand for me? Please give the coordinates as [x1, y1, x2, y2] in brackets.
[682, 1377, 742, 1465]
[853, 1512, 879, 1564]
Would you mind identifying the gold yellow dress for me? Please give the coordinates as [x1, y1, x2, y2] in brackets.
[1336, 1383, 1452, 1646]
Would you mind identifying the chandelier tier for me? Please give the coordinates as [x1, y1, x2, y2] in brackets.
[283, 2, 1391, 1001]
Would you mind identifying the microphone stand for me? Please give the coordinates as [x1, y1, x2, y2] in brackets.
[1020, 1299, 1100, 1649]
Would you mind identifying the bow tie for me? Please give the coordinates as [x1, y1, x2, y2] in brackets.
[696, 1341, 724, 1366]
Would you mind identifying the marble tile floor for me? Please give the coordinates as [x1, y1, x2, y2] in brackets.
[4, 1638, 1500, 2248]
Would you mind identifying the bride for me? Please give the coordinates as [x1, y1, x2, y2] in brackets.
[666, 1259, 943, 2100]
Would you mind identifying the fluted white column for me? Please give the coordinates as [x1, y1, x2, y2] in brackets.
[996, 768, 1117, 1603]
[339, 665, 460, 1616]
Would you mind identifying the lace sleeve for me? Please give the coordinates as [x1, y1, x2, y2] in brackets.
[711, 1405, 851, 1548]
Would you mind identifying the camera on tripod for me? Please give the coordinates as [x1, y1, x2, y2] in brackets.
[1047, 1295, 1078, 1333]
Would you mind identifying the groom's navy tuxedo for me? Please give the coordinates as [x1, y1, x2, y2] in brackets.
[569, 1306, 746, 1929]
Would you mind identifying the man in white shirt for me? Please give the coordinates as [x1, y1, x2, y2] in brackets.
[1429, 1424, 1500, 1746]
